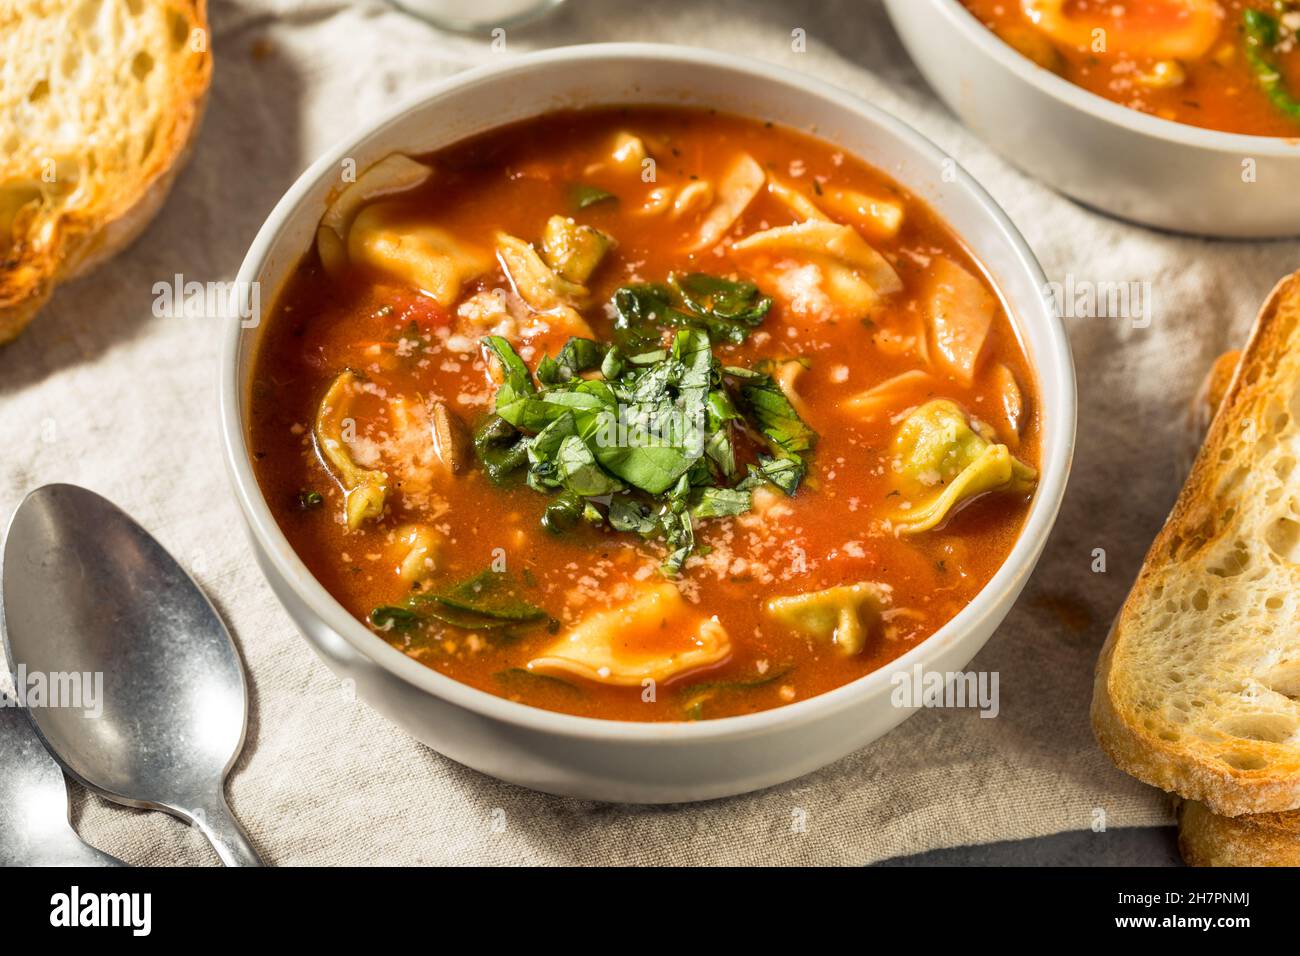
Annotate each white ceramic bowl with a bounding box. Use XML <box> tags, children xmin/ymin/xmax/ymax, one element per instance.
<box><xmin>219</xmin><ymin>43</ymin><xmax>1076</xmax><ymax>803</ymax></box>
<box><xmin>884</xmin><ymin>0</ymin><xmax>1300</xmax><ymax>238</ymax></box>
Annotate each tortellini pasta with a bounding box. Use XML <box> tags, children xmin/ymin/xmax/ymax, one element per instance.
<box><xmin>609</xmin><ymin>131</ymin><xmax>648</xmax><ymax>174</ymax></box>
<box><xmin>314</xmin><ymin>370</ymin><xmax>388</xmax><ymax>530</ymax></box>
<box><xmin>391</xmin><ymin>523</ymin><xmax>441</xmax><ymax>586</ymax></box>
<box><xmin>766</xmin><ymin>175</ymin><xmax>828</xmax><ymax>223</ymax></box>
<box><xmin>843</xmin><ymin>369</ymin><xmax>938</xmax><ymax>421</ymax></box>
<box><xmin>818</xmin><ymin>186</ymin><xmax>904</xmax><ymax>241</ymax></box>
<box><xmin>350</xmin><ymin>202</ymin><xmax>491</xmax><ymax>307</ymax></box>
<box><xmin>766</xmin><ymin>582</ymin><xmax>889</xmax><ymax>656</ymax></box>
<box><xmin>890</xmin><ymin>399</ymin><xmax>1036</xmax><ymax>534</ymax></box>
<box><xmin>1021</xmin><ymin>0</ymin><xmax>1221</xmax><ymax>60</ymax></box>
<box><xmin>316</xmin><ymin>153</ymin><xmax>433</xmax><ymax>277</ymax></box>
<box><xmin>732</xmin><ymin>220</ymin><xmax>902</xmax><ymax>320</ymax></box>
<box><xmin>496</xmin><ymin>234</ymin><xmax>590</xmax><ymax>308</ymax></box>
<box><xmin>686</xmin><ymin>152</ymin><xmax>765</xmax><ymax>250</ymax></box>
<box><xmin>495</xmin><ymin>232</ymin><xmax>595</xmax><ymax>337</ymax></box>
<box><xmin>527</xmin><ymin>583</ymin><xmax>731</xmax><ymax>686</ymax></box>
<box><xmin>925</xmin><ymin>257</ymin><xmax>995</xmax><ymax>386</ymax></box>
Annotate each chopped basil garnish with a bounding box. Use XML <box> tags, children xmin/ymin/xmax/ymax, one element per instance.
<box><xmin>478</xmin><ymin>283</ymin><xmax>816</xmax><ymax>575</ymax></box>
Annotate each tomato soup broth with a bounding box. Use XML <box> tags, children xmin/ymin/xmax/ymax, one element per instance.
<box><xmin>249</xmin><ymin>108</ymin><xmax>1041</xmax><ymax>721</ymax></box>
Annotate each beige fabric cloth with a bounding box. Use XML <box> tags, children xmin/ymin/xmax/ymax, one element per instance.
<box><xmin>3</xmin><ymin>0</ymin><xmax>1296</xmax><ymax>866</ymax></box>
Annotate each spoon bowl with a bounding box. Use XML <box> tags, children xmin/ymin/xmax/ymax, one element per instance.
<box><xmin>1</xmin><ymin>484</ymin><xmax>262</xmax><ymax>866</ymax></box>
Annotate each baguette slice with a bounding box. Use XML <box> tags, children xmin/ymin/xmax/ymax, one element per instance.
<box><xmin>0</xmin><ymin>0</ymin><xmax>212</xmax><ymax>344</ymax></box>
<box><xmin>1178</xmin><ymin>801</ymin><xmax>1300</xmax><ymax>867</ymax></box>
<box><xmin>1093</xmin><ymin>270</ymin><xmax>1300</xmax><ymax>817</ymax></box>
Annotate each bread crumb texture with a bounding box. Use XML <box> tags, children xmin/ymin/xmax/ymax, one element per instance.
<box><xmin>1094</xmin><ymin>271</ymin><xmax>1300</xmax><ymax>816</ymax></box>
<box><xmin>0</xmin><ymin>0</ymin><xmax>211</xmax><ymax>343</ymax></box>
<box><xmin>1177</xmin><ymin>800</ymin><xmax>1300</xmax><ymax>867</ymax></box>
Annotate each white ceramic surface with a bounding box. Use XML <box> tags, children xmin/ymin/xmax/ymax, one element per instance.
<box><xmin>219</xmin><ymin>43</ymin><xmax>1076</xmax><ymax>803</ymax></box>
<box><xmin>884</xmin><ymin>0</ymin><xmax>1300</xmax><ymax>238</ymax></box>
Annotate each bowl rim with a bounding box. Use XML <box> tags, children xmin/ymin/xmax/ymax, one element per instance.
<box><xmin>219</xmin><ymin>41</ymin><xmax>1077</xmax><ymax>744</ymax></box>
<box><xmin>924</xmin><ymin>0</ymin><xmax>1300</xmax><ymax>154</ymax></box>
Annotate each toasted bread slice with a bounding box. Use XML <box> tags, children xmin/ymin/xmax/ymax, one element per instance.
<box><xmin>1178</xmin><ymin>801</ymin><xmax>1300</xmax><ymax>866</ymax></box>
<box><xmin>1093</xmin><ymin>270</ymin><xmax>1300</xmax><ymax>817</ymax></box>
<box><xmin>0</xmin><ymin>0</ymin><xmax>211</xmax><ymax>344</ymax></box>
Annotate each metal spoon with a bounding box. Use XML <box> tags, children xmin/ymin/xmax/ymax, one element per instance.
<box><xmin>1</xmin><ymin>484</ymin><xmax>263</xmax><ymax>866</ymax></box>
<box><xmin>0</xmin><ymin>690</ymin><xmax>125</xmax><ymax>866</ymax></box>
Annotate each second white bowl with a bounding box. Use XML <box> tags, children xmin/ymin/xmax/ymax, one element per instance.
<box><xmin>885</xmin><ymin>0</ymin><xmax>1300</xmax><ymax>238</ymax></box>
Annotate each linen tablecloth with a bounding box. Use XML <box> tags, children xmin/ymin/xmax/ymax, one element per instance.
<box><xmin>3</xmin><ymin>0</ymin><xmax>1295</xmax><ymax>865</ymax></box>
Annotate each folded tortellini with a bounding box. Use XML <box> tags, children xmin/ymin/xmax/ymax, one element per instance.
<box><xmin>350</xmin><ymin>204</ymin><xmax>491</xmax><ymax>307</ymax></box>
<box><xmin>890</xmin><ymin>399</ymin><xmax>1036</xmax><ymax>535</ymax></box>
<box><xmin>314</xmin><ymin>152</ymin><xmax>492</xmax><ymax>307</ymax></box>
<box><xmin>686</xmin><ymin>152</ymin><xmax>765</xmax><ymax>251</ymax></box>
<box><xmin>732</xmin><ymin>220</ymin><xmax>902</xmax><ymax>320</ymax></box>
<box><xmin>314</xmin><ymin>370</ymin><xmax>388</xmax><ymax>530</ymax></box>
<box><xmin>527</xmin><ymin>583</ymin><xmax>730</xmax><ymax>686</ymax></box>
<box><xmin>766</xmin><ymin>582</ymin><xmax>888</xmax><ymax>656</ymax></box>
<box><xmin>316</xmin><ymin>153</ymin><xmax>434</xmax><ymax>276</ymax></box>
<box><xmin>1021</xmin><ymin>0</ymin><xmax>1221</xmax><ymax>60</ymax></box>
<box><xmin>390</xmin><ymin>523</ymin><xmax>441</xmax><ymax>586</ymax></box>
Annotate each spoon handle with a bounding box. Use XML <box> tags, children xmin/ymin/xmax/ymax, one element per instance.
<box><xmin>190</xmin><ymin>791</ymin><xmax>264</xmax><ymax>867</ymax></box>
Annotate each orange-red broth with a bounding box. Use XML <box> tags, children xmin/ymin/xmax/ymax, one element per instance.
<box><xmin>961</xmin><ymin>0</ymin><xmax>1300</xmax><ymax>138</ymax></box>
<box><xmin>249</xmin><ymin>108</ymin><xmax>1040</xmax><ymax>722</ymax></box>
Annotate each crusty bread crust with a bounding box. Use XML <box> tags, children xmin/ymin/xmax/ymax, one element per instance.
<box><xmin>1178</xmin><ymin>800</ymin><xmax>1300</xmax><ymax>867</ymax></box>
<box><xmin>0</xmin><ymin>0</ymin><xmax>212</xmax><ymax>344</ymax></box>
<box><xmin>1093</xmin><ymin>270</ymin><xmax>1300</xmax><ymax>817</ymax></box>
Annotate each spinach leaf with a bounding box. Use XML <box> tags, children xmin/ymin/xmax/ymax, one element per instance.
<box><xmin>671</xmin><ymin>272</ymin><xmax>772</xmax><ymax>324</ymax></box>
<box><xmin>473</xmin><ymin>415</ymin><xmax>531</xmax><ymax>482</ymax></box>
<box><xmin>494</xmin><ymin>668</ymin><xmax>584</xmax><ymax>696</ymax></box>
<box><xmin>369</xmin><ymin>605</ymin><xmax>422</xmax><ymax>631</ymax></box>
<box><xmin>371</xmin><ymin>569</ymin><xmax>552</xmax><ymax>637</ymax></box>
<box><xmin>611</xmin><ymin>273</ymin><xmax>771</xmax><ymax>346</ymax></box>
<box><xmin>588</xmin><ymin>423</ymin><xmax>696</xmax><ymax>495</ymax></box>
<box><xmin>431</xmin><ymin>569</ymin><xmax>549</xmax><ymax>621</ymax></box>
<box><xmin>570</xmin><ymin>183</ymin><xmax>617</xmax><ymax>210</ymax></box>
<box><xmin>542</xmin><ymin>490</ymin><xmax>604</xmax><ymax>534</ymax></box>
<box><xmin>657</xmin><ymin>474</ymin><xmax>697</xmax><ymax>576</ymax></box>
<box><xmin>679</xmin><ymin>667</ymin><xmax>793</xmax><ymax>720</ymax></box>
<box><xmin>484</xmin><ymin>335</ymin><xmax>534</xmax><ymax>397</ymax></box>
<box><xmin>659</xmin><ymin>508</ymin><xmax>695</xmax><ymax>576</ymax></box>
<box><xmin>611</xmin><ymin>283</ymin><xmax>694</xmax><ymax>346</ymax></box>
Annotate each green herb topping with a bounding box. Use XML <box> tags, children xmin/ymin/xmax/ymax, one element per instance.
<box><xmin>370</xmin><ymin>569</ymin><xmax>553</xmax><ymax>637</ymax></box>
<box><xmin>472</xmin><ymin>278</ymin><xmax>816</xmax><ymax>576</ymax></box>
